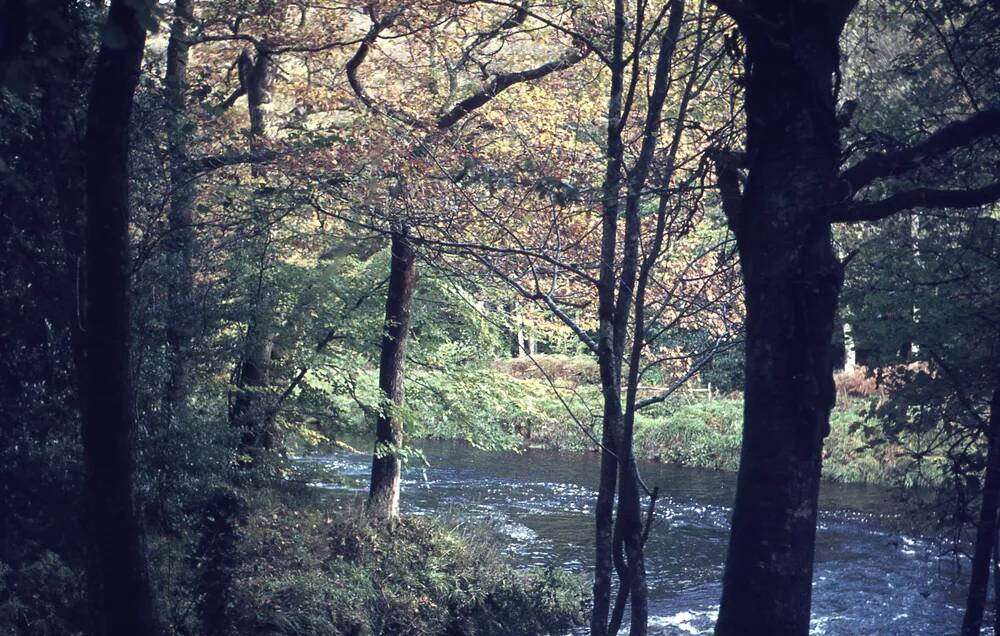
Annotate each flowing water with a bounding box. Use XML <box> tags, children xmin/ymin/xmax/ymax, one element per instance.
<box><xmin>294</xmin><ymin>441</ymin><xmax>970</xmax><ymax>635</ymax></box>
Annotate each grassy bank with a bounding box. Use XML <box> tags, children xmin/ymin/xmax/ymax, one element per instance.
<box><xmin>3</xmin><ymin>485</ymin><xmax>586</xmax><ymax>636</ymax></box>
<box><xmin>471</xmin><ymin>396</ymin><xmax>906</xmax><ymax>486</ymax></box>
<box><xmin>230</xmin><ymin>499</ymin><xmax>587</xmax><ymax>635</ymax></box>
<box><xmin>630</xmin><ymin>399</ymin><xmax>909</xmax><ymax>485</ymax></box>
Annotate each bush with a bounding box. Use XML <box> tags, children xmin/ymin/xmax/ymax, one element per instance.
<box><xmin>633</xmin><ymin>400</ymin><xmax>744</xmax><ymax>471</ymax></box>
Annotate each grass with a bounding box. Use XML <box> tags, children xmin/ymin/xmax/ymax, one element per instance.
<box><xmin>230</xmin><ymin>493</ymin><xmax>588</xmax><ymax>636</ymax></box>
<box><xmin>629</xmin><ymin>398</ymin><xmax>911</xmax><ymax>485</ymax></box>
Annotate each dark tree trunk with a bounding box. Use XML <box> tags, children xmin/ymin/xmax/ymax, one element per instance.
<box><xmin>368</xmin><ymin>230</ymin><xmax>417</xmax><ymax>519</ymax></box>
<box><xmin>591</xmin><ymin>401</ymin><xmax>619</xmax><ymax>636</ymax></box>
<box><xmin>715</xmin><ymin>6</ymin><xmax>848</xmax><ymax>635</ymax></box>
<box><xmin>963</xmin><ymin>388</ymin><xmax>1000</xmax><ymax>636</ymax></box>
<box><xmin>80</xmin><ymin>1</ymin><xmax>160</xmax><ymax>634</ymax></box>
<box><xmin>590</xmin><ymin>4</ymin><xmax>626</xmax><ymax>630</ymax></box>
<box><xmin>993</xmin><ymin>525</ymin><xmax>1000</xmax><ymax>636</ymax></box>
<box><xmin>591</xmin><ymin>4</ymin><xmax>683</xmax><ymax>632</ymax></box>
<box><xmin>163</xmin><ymin>0</ymin><xmax>196</xmax><ymax>427</ymax></box>
<box><xmin>230</xmin><ymin>47</ymin><xmax>278</xmax><ymax>455</ymax></box>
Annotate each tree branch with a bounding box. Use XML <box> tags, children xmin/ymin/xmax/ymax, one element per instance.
<box><xmin>710</xmin><ymin>147</ymin><xmax>744</xmax><ymax>231</ymax></box>
<box><xmin>344</xmin><ymin>6</ymin><xmax>423</xmax><ymax>127</ymax></box>
<box><xmin>833</xmin><ymin>181</ymin><xmax>1000</xmax><ymax>224</ymax></box>
<box><xmin>191</xmin><ymin>133</ymin><xmax>346</xmax><ymax>175</ymax></box>
<box><xmin>840</xmin><ymin>108</ymin><xmax>1000</xmax><ymax>195</ymax></box>
<box><xmin>634</xmin><ymin>337</ymin><xmax>735</xmax><ymax>410</ymax></box>
<box><xmin>435</xmin><ymin>46</ymin><xmax>587</xmax><ymax>129</ymax></box>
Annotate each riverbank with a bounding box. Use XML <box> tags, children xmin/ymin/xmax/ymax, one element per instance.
<box><xmin>534</xmin><ymin>397</ymin><xmax>907</xmax><ymax>485</ymax></box>
<box><xmin>435</xmin><ymin>397</ymin><xmax>908</xmax><ymax>486</ymax></box>
<box><xmin>314</xmin><ymin>355</ymin><xmax>918</xmax><ymax>487</ymax></box>
<box><xmin>148</xmin><ymin>485</ymin><xmax>588</xmax><ymax>635</ymax></box>
<box><xmin>396</xmin><ymin>357</ymin><xmax>916</xmax><ymax>486</ymax></box>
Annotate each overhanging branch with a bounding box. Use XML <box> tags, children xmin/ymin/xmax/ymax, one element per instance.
<box><xmin>833</xmin><ymin>181</ymin><xmax>1000</xmax><ymax>224</ymax></box>
<box><xmin>840</xmin><ymin>108</ymin><xmax>1000</xmax><ymax>195</ymax></box>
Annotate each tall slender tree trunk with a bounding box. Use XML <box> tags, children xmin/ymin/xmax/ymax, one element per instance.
<box><xmin>590</xmin><ymin>4</ymin><xmax>626</xmax><ymax>630</ymax></box>
<box><xmin>81</xmin><ymin>1</ymin><xmax>160</xmax><ymax>634</ymax></box>
<box><xmin>591</xmin><ymin>399</ymin><xmax>620</xmax><ymax>636</ymax></box>
<box><xmin>164</xmin><ymin>0</ymin><xmax>196</xmax><ymax>427</ymax></box>
<box><xmin>368</xmin><ymin>230</ymin><xmax>417</xmax><ymax>520</ymax></box>
<box><xmin>715</xmin><ymin>7</ymin><xmax>847</xmax><ymax>635</ymax></box>
<box><xmin>963</xmin><ymin>388</ymin><xmax>1000</xmax><ymax>636</ymax></box>
<box><xmin>230</xmin><ymin>47</ymin><xmax>278</xmax><ymax>455</ymax></box>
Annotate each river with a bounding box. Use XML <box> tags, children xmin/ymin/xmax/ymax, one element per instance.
<box><xmin>294</xmin><ymin>440</ymin><xmax>971</xmax><ymax>635</ymax></box>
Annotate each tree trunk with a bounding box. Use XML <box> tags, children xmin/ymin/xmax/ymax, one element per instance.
<box><xmin>591</xmin><ymin>399</ymin><xmax>619</xmax><ymax>636</ymax></box>
<box><xmin>368</xmin><ymin>230</ymin><xmax>417</xmax><ymax>519</ymax></box>
<box><xmin>591</xmin><ymin>4</ymin><xmax>625</xmax><ymax>630</ymax></box>
<box><xmin>81</xmin><ymin>1</ymin><xmax>161</xmax><ymax>634</ymax></box>
<box><xmin>230</xmin><ymin>47</ymin><xmax>278</xmax><ymax>455</ymax></box>
<box><xmin>510</xmin><ymin>306</ymin><xmax>526</xmax><ymax>357</ymax></box>
<box><xmin>231</xmin><ymin>288</ymin><xmax>276</xmax><ymax>452</ymax></box>
<box><xmin>993</xmin><ymin>523</ymin><xmax>1000</xmax><ymax>636</ymax></box>
<box><xmin>715</xmin><ymin>8</ymin><xmax>846</xmax><ymax>635</ymax></box>
<box><xmin>963</xmin><ymin>388</ymin><xmax>1000</xmax><ymax>636</ymax></box>
<box><xmin>163</xmin><ymin>0</ymin><xmax>196</xmax><ymax>427</ymax></box>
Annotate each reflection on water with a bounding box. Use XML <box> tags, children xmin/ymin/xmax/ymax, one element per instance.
<box><xmin>294</xmin><ymin>440</ymin><xmax>968</xmax><ymax>635</ymax></box>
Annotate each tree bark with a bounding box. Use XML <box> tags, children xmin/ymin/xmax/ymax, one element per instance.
<box><xmin>164</xmin><ymin>0</ymin><xmax>196</xmax><ymax>427</ymax></box>
<box><xmin>230</xmin><ymin>46</ymin><xmax>278</xmax><ymax>455</ymax></box>
<box><xmin>714</xmin><ymin>5</ymin><xmax>847</xmax><ymax>635</ymax></box>
<box><xmin>963</xmin><ymin>388</ymin><xmax>1000</xmax><ymax>636</ymax></box>
<box><xmin>590</xmin><ymin>3</ymin><xmax>626</xmax><ymax>631</ymax></box>
<box><xmin>368</xmin><ymin>230</ymin><xmax>417</xmax><ymax>520</ymax></box>
<box><xmin>710</xmin><ymin>1</ymin><xmax>1000</xmax><ymax>632</ymax></box>
<box><xmin>81</xmin><ymin>1</ymin><xmax>161</xmax><ymax>634</ymax></box>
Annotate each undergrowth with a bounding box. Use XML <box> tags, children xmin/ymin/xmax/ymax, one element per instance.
<box><xmin>233</xmin><ymin>497</ymin><xmax>587</xmax><ymax>636</ymax></box>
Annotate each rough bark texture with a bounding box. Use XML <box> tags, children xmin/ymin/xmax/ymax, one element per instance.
<box><xmin>368</xmin><ymin>230</ymin><xmax>417</xmax><ymax>519</ymax></box>
<box><xmin>81</xmin><ymin>1</ymin><xmax>161</xmax><ymax>634</ymax></box>
<box><xmin>164</xmin><ymin>0</ymin><xmax>196</xmax><ymax>427</ymax></box>
<box><xmin>963</xmin><ymin>388</ymin><xmax>1000</xmax><ymax>636</ymax></box>
<box><xmin>714</xmin><ymin>4</ymin><xmax>848</xmax><ymax>634</ymax></box>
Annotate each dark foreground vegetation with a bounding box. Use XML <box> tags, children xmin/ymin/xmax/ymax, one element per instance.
<box><xmin>2</xmin><ymin>0</ymin><xmax>1000</xmax><ymax>635</ymax></box>
<box><xmin>3</xmin><ymin>480</ymin><xmax>587</xmax><ymax>635</ymax></box>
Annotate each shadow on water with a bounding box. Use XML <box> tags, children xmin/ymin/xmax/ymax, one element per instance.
<box><xmin>294</xmin><ymin>440</ymin><xmax>970</xmax><ymax>635</ymax></box>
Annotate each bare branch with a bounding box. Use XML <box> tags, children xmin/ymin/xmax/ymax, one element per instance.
<box><xmin>435</xmin><ymin>46</ymin><xmax>588</xmax><ymax>129</ymax></box>
<box><xmin>833</xmin><ymin>181</ymin><xmax>1000</xmax><ymax>224</ymax></box>
<box><xmin>635</xmin><ymin>337</ymin><xmax>736</xmax><ymax>410</ymax></box>
<box><xmin>840</xmin><ymin>108</ymin><xmax>1000</xmax><ymax>195</ymax></box>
